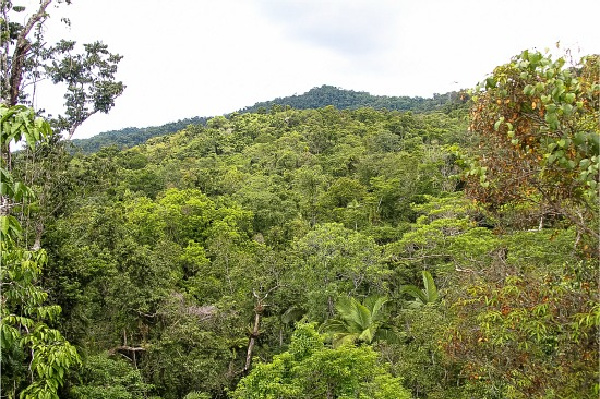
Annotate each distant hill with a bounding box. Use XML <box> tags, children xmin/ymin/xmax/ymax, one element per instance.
<box><xmin>239</xmin><ymin>85</ymin><xmax>460</xmax><ymax>114</ymax></box>
<box><xmin>70</xmin><ymin>116</ymin><xmax>210</xmax><ymax>154</ymax></box>
<box><xmin>71</xmin><ymin>85</ymin><xmax>464</xmax><ymax>153</ymax></box>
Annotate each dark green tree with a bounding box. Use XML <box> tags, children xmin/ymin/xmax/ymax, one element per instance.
<box><xmin>1</xmin><ymin>104</ymin><xmax>81</xmax><ymax>399</ymax></box>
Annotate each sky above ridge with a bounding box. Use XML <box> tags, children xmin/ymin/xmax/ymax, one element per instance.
<box><xmin>21</xmin><ymin>0</ymin><xmax>600</xmax><ymax>139</ymax></box>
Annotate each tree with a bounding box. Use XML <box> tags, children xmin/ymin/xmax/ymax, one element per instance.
<box><xmin>442</xmin><ymin>48</ymin><xmax>600</xmax><ymax>398</ymax></box>
<box><xmin>231</xmin><ymin>323</ymin><xmax>411</xmax><ymax>399</ymax></box>
<box><xmin>1</xmin><ymin>0</ymin><xmax>124</xmax><ymax>138</ymax></box>
<box><xmin>1</xmin><ymin>104</ymin><xmax>81</xmax><ymax>399</ymax></box>
<box><xmin>70</xmin><ymin>353</ymin><xmax>156</xmax><ymax>399</ymax></box>
<box><xmin>1</xmin><ymin>4</ymin><xmax>125</xmax><ymax>387</ymax></box>
<box><xmin>1</xmin><ymin>0</ymin><xmax>125</xmax><ymax>252</ymax></box>
<box><xmin>466</xmin><ymin>48</ymin><xmax>599</xmax><ymax>241</ymax></box>
<box><xmin>290</xmin><ymin>223</ymin><xmax>388</xmax><ymax>320</ymax></box>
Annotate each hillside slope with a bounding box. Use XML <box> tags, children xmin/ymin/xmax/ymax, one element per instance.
<box><xmin>71</xmin><ymin>85</ymin><xmax>464</xmax><ymax>153</ymax></box>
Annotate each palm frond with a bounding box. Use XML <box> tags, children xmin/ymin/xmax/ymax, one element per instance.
<box><xmin>368</xmin><ymin>295</ymin><xmax>388</xmax><ymax>322</ymax></box>
<box><xmin>422</xmin><ymin>271</ymin><xmax>438</xmax><ymax>303</ymax></box>
<box><xmin>402</xmin><ymin>285</ymin><xmax>427</xmax><ymax>304</ymax></box>
<box><xmin>281</xmin><ymin>306</ymin><xmax>305</xmax><ymax>324</ymax></box>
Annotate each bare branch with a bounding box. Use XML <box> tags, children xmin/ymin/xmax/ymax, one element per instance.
<box><xmin>67</xmin><ymin>109</ymin><xmax>97</xmax><ymax>139</ymax></box>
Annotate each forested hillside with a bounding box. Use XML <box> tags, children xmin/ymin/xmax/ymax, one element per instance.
<box><xmin>2</xmin><ymin>3</ymin><xmax>598</xmax><ymax>397</ymax></box>
<box><xmin>71</xmin><ymin>116</ymin><xmax>210</xmax><ymax>154</ymax></box>
<box><xmin>71</xmin><ymin>85</ymin><xmax>463</xmax><ymax>153</ymax></box>
<box><xmin>239</xmin><ymin>85</ymin><xmax>461</xmax><ymax>114</ymax></box>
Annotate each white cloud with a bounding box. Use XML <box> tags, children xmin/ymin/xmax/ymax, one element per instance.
<box><xmin>255</xmin><ymin>0</ymin><xmax>402</xmax><ymax>56</ymax></box>
<box><xmin>19</xmin><ymin>0</ymin><xmax>600</xmax><ymax>139</ymax></box>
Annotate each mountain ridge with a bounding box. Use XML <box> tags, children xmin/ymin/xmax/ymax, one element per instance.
<box><xmin>71</xmin><ymin>84</ymin><xmax>464</xmax><ymax>153</ymax></box>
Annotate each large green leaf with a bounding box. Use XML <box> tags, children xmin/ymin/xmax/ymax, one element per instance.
<box><xmin>364</xmin><ymin>295</ymin><xmax>388</xmax><ymax>323</ymax></box>
<box><xmin>403</xmin><ymin>271</ymin><xmax>438</xmax><ymax>305</ymax></box>
<box><xmin>422</xmin><ymin>271</ymin><xmax>438</xmax><ymax>303</ymax></box>
<box><xmin>355</xmin><ymin>302</ymin><xmax>372</xmax><ymax>331</ymax></box>
<box><xmin>403</xmin><ymin>285</ymin><xmax>427</xmax><ymax>304</ymax></box>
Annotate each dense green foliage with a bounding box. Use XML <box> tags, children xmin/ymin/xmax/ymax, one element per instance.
<box><xmin>1</xmin><ymin>2</ymin><xmax>121</xmax><ymax>397</ymax></box>
<box><xmin>71</xmin><ymin>116</ymin><xmax>209</xmax><ymax>154</ymax></box>
<box><xmin>33</xmin><ymin>104</ymin><xmax>472</xmax><ymax>398</ymax></box>
<box><xmin>240</xmin><ymin>85</ymin><xmax>463</xmax><ymax>114</ymax></box>
<box><xmin>71</xmin><ymin>85</ymin><xmax>465</xmax><ymax>154</ymax></box>
<box><xmin>231</xmin><ymin>323</ymin><xmax>410</xmax><ymax>399</ymax></box>
<box><xmin>4</xmin><ymin>42</ymin><xmax>598</xmax><ymax>399</ymax></box>
<box><xmin>1</xmin><ymin>105</ymin><xmax>81</xmax><ymax>399</ymax></box>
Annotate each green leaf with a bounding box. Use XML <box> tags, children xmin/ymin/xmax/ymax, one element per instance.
<box><xmin>403</xmin><ymin>285</ymin><xmax>427</xmax><ymax>304</ymax></box>
<box><xmin>564</xmin><ymin>92</ymin><xmax>576</xmax><ymax>103</ymax></box>
<box><xmin>579</xmin><ymin>159</ymin><xmax>590</xmax><ymax>169</ymax></box>
<box><xmin>422</xmin><ymin>271</ymin><xmax>438</xmax><ymax>303</ymax></box>
<box><xmin>363</xmin><ymin>296</ymin><xmax>387</xmax><ymax>322</ymax></box>
<box><xmin>561</xmin><ymin>103</ymin><xmax>574</xmax><ymax>115</ymax></box>
<box><xmin>536</xmin><ymin>82</ymin><xmax>545</xmax><ymax>92</ymax></box>
<box><xmin>573</xmin><ymin>131</ymin><xmax>587</xmax><ymax>145</ymax></box>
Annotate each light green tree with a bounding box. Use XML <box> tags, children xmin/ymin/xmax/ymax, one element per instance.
<box><xmin>231</xmin><ymin>323</ymin><xmax>410</xmax><ymax>399</ymax></box>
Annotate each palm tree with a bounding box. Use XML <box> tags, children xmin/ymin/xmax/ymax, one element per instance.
<box><xmin>403</xmin><ymin>270</ymin><xmax>438</xmax><ymax>307</ymax></box>
<box><xmin>321</xmin><ymin>295</ymin><xmax>401</xmax><ymax>347</ymax></box>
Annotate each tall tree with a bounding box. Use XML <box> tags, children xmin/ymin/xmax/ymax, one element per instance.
<box><xmin>446</xmin><ymin>48</ymin><xmax>600</xmax><ymax>398</ymax></box>
<box><xmin>1</xmin><ymin>104</ymin><xmax>81</xmax><ymax>399</ymax></box>
<box><xmin>0</xmin><ymin>0</ymin><xmax>124</xmax><ymax>139</ymax></box>
<box><xmin>466</xmin><ymin>48</ymin><xmax>599</xmax><ymax>241</ymax></box>
<box><xmin>1</xmin><ymin>0</ymin><xmax>125</xmax><ymax>248</ymax></box>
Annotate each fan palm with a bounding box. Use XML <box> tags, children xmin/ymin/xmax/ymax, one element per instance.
<box><xmin>403</xmin><ymin>270</ymin><xmax>438</xmax><ymax>307</ymax></box>
<box><xmin>321</xmin><ymin>295</ymin><xmax>400</xmax><ymax>347</ymax></box>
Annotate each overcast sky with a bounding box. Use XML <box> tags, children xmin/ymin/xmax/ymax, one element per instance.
<box><xmin>26</xmin><ymin>0</ymin><xmax>600</xmax><ymax>139</ymax></box>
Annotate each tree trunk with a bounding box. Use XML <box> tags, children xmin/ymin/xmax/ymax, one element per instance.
<box><xmin>243</xmin><ymin>287</ymin><xmax>277</xmax><ymax>374</ymax></box>
<box><xmin>3</xmin><ymin>0</ymin><xmax>52</xmax><ymax>106</ymax></box>
<box><xmin>327</xmin><ymin>295</ymin><xmax>335</xmax><ymax>317</ymax></box>
<box><xmin>244</xmin><ymin>310</ymin><xmax>261</xmax><ymax>373</ymax></box>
